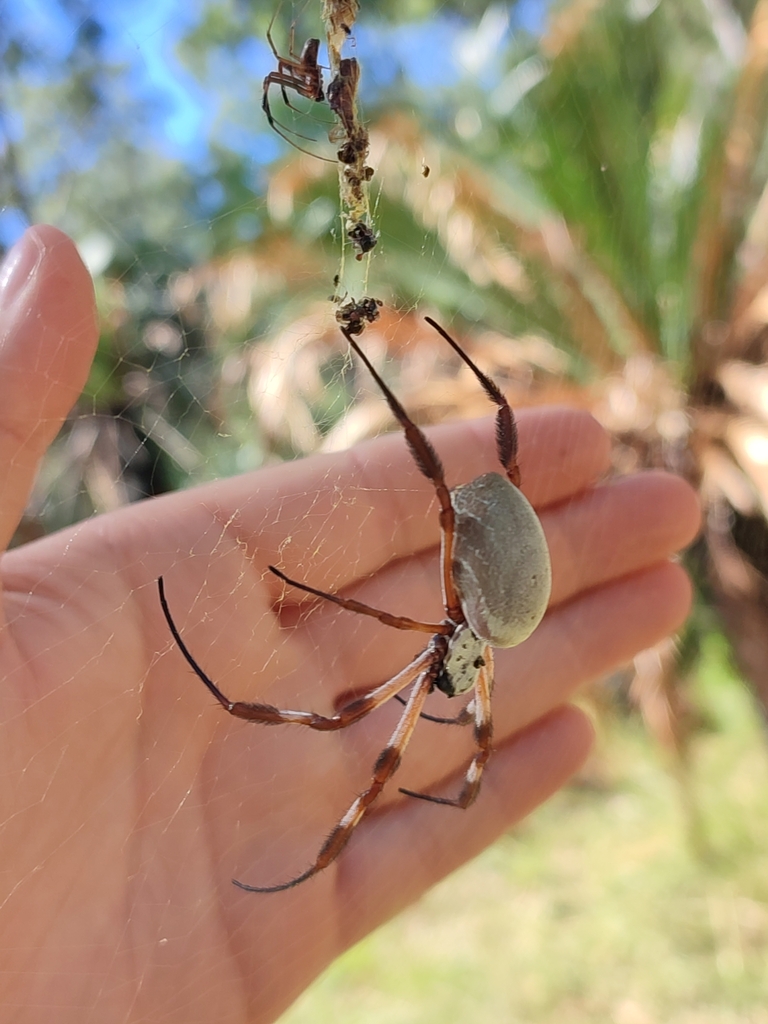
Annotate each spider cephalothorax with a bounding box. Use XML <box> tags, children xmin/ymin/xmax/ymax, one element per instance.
<box><xmin>158</xmin><ymin>317</ymin><xmax>551</xmax><ymax>891</ymax></box>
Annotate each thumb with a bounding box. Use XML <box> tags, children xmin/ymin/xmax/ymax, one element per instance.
<box><xmin>0</xmin><ymin>225</ymin><xmax>98</xmax><ymax>552</ymax></box>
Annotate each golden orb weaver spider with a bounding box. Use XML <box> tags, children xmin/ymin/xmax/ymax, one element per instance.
<box><xmin>157</xmin><ymin>318</ymin><xmax>552</xmax><ymax>892</ymax></box>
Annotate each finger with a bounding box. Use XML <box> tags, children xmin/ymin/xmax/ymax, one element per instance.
<box><xmin>545</xmin><ymin>470</ymin><xmax>700</xmax><ymax>606</ymax></box>
<box><xmin>0</xmin><ymin>226</ymin><xmax>98</xmax><ymax>554</ymax></box>
<box><xmin>184</xmin><ymin>407</ymin><xmax>610</xmax><ymax>598</ymax></box>
<box><xmin>492</xmin><ymin>562</ymin><xmax>692</xmax><ymax>734</ymax></box>
<box><xmin>335</xmin><ymin>704</ymin><xmax>593</xmax><ymax>946</ymax></box>
<box><xmin>292</xmin><ymin>472</ymin><xmax>699</xmax><ymax>689</ymax></box>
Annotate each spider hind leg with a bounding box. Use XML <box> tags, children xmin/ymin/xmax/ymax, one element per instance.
<box><xmin>399</xmin><ymin>655</ymin><xmax>493</xmax><ymax>809</ymax></box>
<box><xmin>158</xmin><ymin>575</ymin><xmax>434</xmax><ymax>731</ymax></box>
<box><xmin>232</xmin><ymin>653</ymin><xmax>440</xmax><ymax>892</ymax></box>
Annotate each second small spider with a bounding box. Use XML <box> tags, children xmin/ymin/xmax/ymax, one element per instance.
<box><xmin>262</xmin><ymin>15</ymin><xmax>332</xmax><ymax>161</ymax></box>
<box><xmin>158</xmin><ymin>318</ymin><xmax>552</xmax><ymax>892</ymax></box>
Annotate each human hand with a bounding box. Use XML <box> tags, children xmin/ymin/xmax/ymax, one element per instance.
<box><xmin>0</xmin><ymin>227</ymin><xmax>699</xmax><ymax>1023</ymax></box>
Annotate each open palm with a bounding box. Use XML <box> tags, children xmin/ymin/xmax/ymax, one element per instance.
<box><xmin>0</xmin><ymin>227</ymin><xmax>699</xmax><ymax>1023</ymax></box>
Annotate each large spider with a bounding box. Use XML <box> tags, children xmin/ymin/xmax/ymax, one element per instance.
<box><xmin>261</xmin><ymin>16</ymin><xmax>333</xmax><ymax>162</ymax></box>
<box><xmin>157</xmin><ymin>318</ymin><xmax>552</xmax><ymax>892</ymax></box>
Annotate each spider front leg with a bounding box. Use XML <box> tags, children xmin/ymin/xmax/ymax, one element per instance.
<box><xmin>424</xmin><ymin>317</ymin><xmax>521</xmax><ymax>487</ymax></box>
<box><xmin>233</xmin><ymin>645</ymin><xmax>444</xmax><ymax>892</ymax></box>
<box><xmin>400</xmin><ymin>647</ymin><xmax>494</xmax><ymax>808</ymax></box>
<box><xmin>341</xmin><ymin>327</ymin><xmax>464</xmax><ymax>623</ymax></box>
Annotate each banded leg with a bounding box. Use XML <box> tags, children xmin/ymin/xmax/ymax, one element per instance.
<box><xmin>423</xmin><ymin>317</ymin><xmax>521</xmax><ymax>488</ymax></box>
<box><xmin>341</xmin><ymin>326</ymin><xmax>463</xmax><ymax>622</ymax></box>
<box><xmin>233</xmin><ymin>651</ymin><xmax>440</xmax><ymax>892</ymax></box>
<box><xmin>158</xmin><ymin>575</ymin><xmax>433</xmax><ymax>730</ymax></box>
<box><xmin>400</xmin><ymin>647</ymin><xmax>494</xmax><ymax>808</ymax></box>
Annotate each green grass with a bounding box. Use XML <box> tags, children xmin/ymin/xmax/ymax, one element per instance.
<box><xmin>281</xmin><ymin>636</ymin><xmax>768</xmax><ymax>1023</ymax></box>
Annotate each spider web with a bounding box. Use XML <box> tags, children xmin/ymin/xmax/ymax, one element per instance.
<box><xmin>4</xmin><ymin>1</ymin><xmax>768</xmax><ymax>1022</ymax></box>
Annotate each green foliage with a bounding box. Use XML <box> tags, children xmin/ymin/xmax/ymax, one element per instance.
<box><xmin>451</xmin><ymin>0</ymin><xmax>761</xmax><ymax>367</ymax></box>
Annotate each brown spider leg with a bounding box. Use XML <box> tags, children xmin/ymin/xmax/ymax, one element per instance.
<box><xmin>262</xmin><ymin>92</ymin><xmax>336</xmax><ymax>162</ymax></box>
<box><xmin>265</xmin><ymin>5</ymin><xmax>285</xmax><ymax>60</ymax></box>
<box><xmin>265</xmin><ymin>6</ymin><xmax>313</xmax><ymax>65</ymax></box>
<box><xmin>268</xmin><ymin>563</ymin><xmax>452</xmax><ymax>724</ymax></box>
<box><xmin>400</xmin><ymin>647</ymin><xmax>494</xmax><ymax>808</ymax></box>
<box><xmin>158</xmin><ymin>575</ymin><xmax>437</xmax><ymax>731</ymax></box>
<box><xmin>341</xmin><ymin>327</ymin><xmax>463</xmax><ymax>623</ymax></box>
<box><xmin>264</xmin><ymin>16</ymin><xmax>318</xmax><ymax>121</ymax></box>
<box><xmin>262</xmin><ymin>78</ymin><xmax>336</xmax><ymax>162</ymax></box>
<box><xmin>424</xmin><ymin>317</ymin><xmax>521</xmax><ymax>488</ymax></box>
<box><xmin>289</xmin><ymin>39</ymin><xmax>326</xmax><ymax>101</ymax></box>
<box><xmin>266</xmin><ymin>5</ymin><xmax>326</xmax><ymax>109</ymax></box>
<box><xmin>269</xmin><ymin>565</ymin><xmax>449</xmax><ymax>635</ymax></box>
<box><xmin>265</xmin><ymin>20</ymin><xmax>324</xmax><ymax>134</ymax></box>
<box><xmin>233</xmin><ymin>645</ymin><xmax>442</xmax><ymax>892</ymax></box>
<box><xmin>393</xmin><ymin>691</ymin><xmax>475</xmax><ymax>726</ymax></box>
<box><xmin>267</xmin><ymin>54</ymin><xmax>325</xmax><ymax>123</ymax></box>
<box><xmin>262</xmin><ymin>18</ymin><xmax>335</xmax><ymax>164</ymax></box>
<box><xmin>267</xmin><ymin>70</ymin><xmax>319</xmax><ymax>127</ymax></box>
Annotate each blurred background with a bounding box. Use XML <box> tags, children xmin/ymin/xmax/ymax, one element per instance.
<box><xmin>4</xmin><ymin>0</ymin><xmax>768</xmax><ymax>1019</ymax></box>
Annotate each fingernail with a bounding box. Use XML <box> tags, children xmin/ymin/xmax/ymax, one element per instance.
<box><xmin>0</xmin><ymin>229</ymin><xmax>45</xmax><ymax>307</ymax></box>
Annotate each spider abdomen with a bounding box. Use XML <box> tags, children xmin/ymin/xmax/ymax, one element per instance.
<box><xmin>451</xmin><ymin>472</ymin><xmax>551</xmax><ymax>648</ymax></box>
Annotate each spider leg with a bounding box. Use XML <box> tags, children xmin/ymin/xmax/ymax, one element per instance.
<box><xmin>287</xmin><ymin>20</ymin><xmax>297</xmax><ymax>61</ymax></box>
<box><xmin>279</xmin><ymin>80</ymin><xmax>293</xmax><ymax>110</ymax></box>
<box><xmin>424</xmin><ymin>317</ymin><xmax>521</xmax><ymax>488</ymax></box>
<box><xmin>400</xmin><ymin>647</ymin><xmax>493</xmax><ymax>808</ymax></box>
<box><xmin>269</xmin><ymin>565</ymin><xmax>449</xmax><ymax>635</ymax></box>
<box><xmin>158</xmin><ymin>575</ymin><xmax>438</xmax><ymax>730</ymax></box>
<box><xmin>341</xmin><ymin>327</ymin><xmax>463</xmax><ymax>622</ymax></box>
<box><xmin>233</xmin><ymin>649</ymin><xmax>440</xmax><ymax>892</ymax></box>
<box><xmin>266</xmin><ymin>8</ymin><xmax>281</xmax><ymax>59</ymax></box>
<box><xmin>269</xmin><ymin>83</ymin><xmax>332</xmax><ymax>133</ymax></box>
<box><xmin>262</xmin><ymin>84</ymin><xmax>336</xmax><ymax>162</ymax></box>
<box><xmin>277</xmin><ymin>86</ymin><xmax>328</xmax><ymax>117</ymax></box>
<box><xmin>262</xmin><ymin>79</ymin><xmax>327</xmax><ymax>142</ymax></box>
<box><xmin>393</xmin><ymin>691</ymin><xmax>475</xmax><ymax>726</ymax></box>
<box><xmin>273</xmin><ymin>64</ymin><xmax>319</xmax><ymax>117</ymax></box>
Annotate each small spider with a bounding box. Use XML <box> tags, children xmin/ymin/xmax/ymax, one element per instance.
<box><xmin>261</xmin><ymin>14</ymin><xmax>333</xmax><ymax>162</ymax></box>
<box><xmin>158</xmin><ymin>318</ymin><xmax>552</xmax><ymax>892</ymax></box>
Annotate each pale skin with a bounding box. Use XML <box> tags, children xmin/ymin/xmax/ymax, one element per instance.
<box><xmin>0</xmin><ymin>226</ymin><xmax>700</xmax><ymax>1023</ymax></box>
